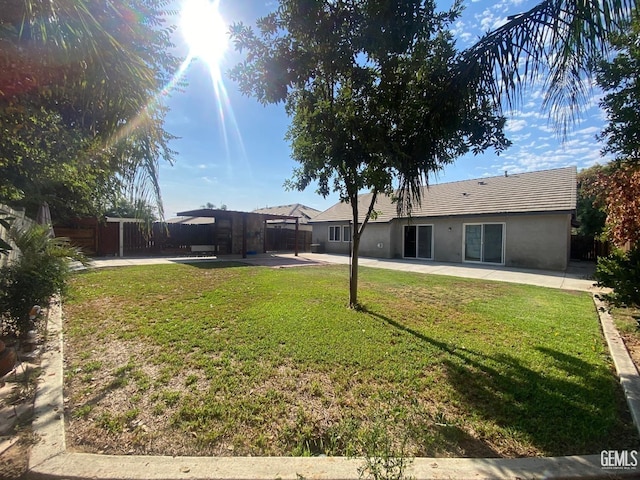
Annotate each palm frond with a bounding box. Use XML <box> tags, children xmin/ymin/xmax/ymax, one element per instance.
<box><xmin>460</xmin><ymin>0</ymin><xmax>635</xmax><ymax>136</ymax></box>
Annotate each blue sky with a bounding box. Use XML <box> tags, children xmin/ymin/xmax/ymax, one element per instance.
<box><xmin>159</xmin><ymin>0</ymin><xmax>610</xmax><ymax>217</ymax></box>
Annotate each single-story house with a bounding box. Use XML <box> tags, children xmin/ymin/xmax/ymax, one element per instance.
<box><xmin>252</xmin><ymin>204</ymin><xmax>320</xmax><ymax>252</ymax></box>
<box><xmin>309</xmin><ymin>166</ymin><xmax>577</xmax><ymax>271</ymax></box>
<box><xmin>252</xmin><ymin>203</ymin><xmax>321</xmax><ymax>232</ymax></box>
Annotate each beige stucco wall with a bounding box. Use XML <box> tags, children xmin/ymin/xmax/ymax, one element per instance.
<box><xmin>311</xmin><ymin>222</ymin><xmax>350</xmax><ymax>255</ymax></box>
<box><xmin>502</xmin><ymin>214</ymin><xmax>572</xmax><ymax>270</ymax></box>
<box><xmin>312</xmin><ymin>212</ymin><xmax>573</xmax><ymax>271</ymax></box>
<box><xmin>358</xmin><ymin>223</ymin><xmax>392</xmax><ymax>257</ymax></box>
<box><xmin>391</xmin><ymin>213</ymin><xmax>572</xmax><ymax>271</ymax></box>
<box><xmin>311</xmin><ymin>222</ymin><xmax>391</xmax><ymax>257</ymax></box>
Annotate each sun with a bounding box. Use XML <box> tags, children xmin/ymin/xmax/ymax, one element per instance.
<box><xmin>180</xmin><ymin>0</ymin><xmax>228</xmax><ymax>68</ymax></box>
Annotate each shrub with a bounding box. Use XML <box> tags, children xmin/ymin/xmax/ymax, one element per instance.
<box><xmin>0</xmin><ymin>224</ymin><xmax>87</xmax><ymax>336</ymax></box>
<box><xmin>594</xmin><ymin>246</ymin><xmax>640</xmax><ymax>308</ymax></box>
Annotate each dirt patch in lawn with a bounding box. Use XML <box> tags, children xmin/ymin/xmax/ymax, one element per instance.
<box><xmin>63</xmin><ymin>332</ymin><xmax>501</xmax><ymax>458</ymax></box>
<box><xmin>620</xmin><ymin>332</ymin><xmax>640</xmax><ymax>371</ymax></box>
<box><xmin>0</xmin><ymin>441</ymin><xmax>29</xmax><ymax>479</ymax></box>
<box><xmin>64</xmin><ymin>337</ymin><xmax>205</xmax><ymax>456</ymax></box>
<box><xmin>611</xmin><ymin>306</ymin><xmax>640</xmax><ymax>373</ymax></box>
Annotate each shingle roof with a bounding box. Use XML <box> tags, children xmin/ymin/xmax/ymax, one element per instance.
<box><xmin>310</xmin><ymin>167</ymin><xmax>577</xmax><ymax>223</ymax></box>
<box><xmin>252</xmin><ymin>203</ymin><xmax>321</xmax><ymax>223</ymax></box>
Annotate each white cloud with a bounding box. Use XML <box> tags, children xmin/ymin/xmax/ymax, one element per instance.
<box><xmin>537</xmin><ymin>124</ymin><xmax>556</xmax><ymax>134</ymax></box>
<box><xmin>506</xmin><ymin>119</ymin><xmax>527</xmax><ymax>132</ymax></box>
<box><xmin>509</xmin><ymin>132</ymin><xmax>532</xmax><ymax>143</ymax></box>
<box><xmin>572</xmin><ymin>125</ymin><xmax>600</xmax><ymax>137</ymax></box>
<box><xmin>513</xmin><ymin>110</ymin><xmax>545</xmax><ymax>120</ymax></box>
<box><xmin>451</xmin><ymin>20</ymin><xmax>465</xmax><ymax>36</ymax></box>
<box><xmin>458</xmin><ymin>31</ymin><xmax>473</xmax><ymax>43</ymax></box>
<box><xmin>484</xmin><ymin>130</ymin><xmax>611</xmax><ymax>178</ymax></box>
<box><xmin>477</xmin><ymin>8</ymin><xmax>509</xmax><ymax>31</ymax></box>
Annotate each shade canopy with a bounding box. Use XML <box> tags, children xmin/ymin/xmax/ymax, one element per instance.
<box><xmin>177</xmin><ymin>208</ymin><xmax>299</xmax><ymax>222</ymax></box>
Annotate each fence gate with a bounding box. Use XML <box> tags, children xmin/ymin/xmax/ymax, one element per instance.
<box><xmin>570</xmin><ymin>235</ymin><xmax>610</xmax><ymax>261</ymax></box>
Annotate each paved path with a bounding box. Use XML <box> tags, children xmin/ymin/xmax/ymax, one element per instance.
<box><xmin>87</xmin><ymin>252</ymin><xmax>599</xmax><ymax>292</ymax></box>
<box><xmin>297</xmin><ymin>253</ymin><xmax>598</xmax><ymax>291</ymax></box>
<box><xmin>21</xmin><ymin>253</ymin><xmax>640</xmax><ymax>479</ymax></box>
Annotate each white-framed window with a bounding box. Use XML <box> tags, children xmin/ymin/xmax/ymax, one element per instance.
<box><xmin>403</xmin><ymin>224</ymin><xmax>434</xmax><ymax>259</ymax></box>
<box><xmin>463</xmin><ymin>223</ymin><xmax>505</xmax><ymax>264</ymax></box>
<box><xmin>329</xmin><ymin>225</ymin><xmax>352</xmax><ymax>242</ymax></box>
<box><xmin>342</xmin><ymin>225</ymin><xmax>351</xmax><ymax>242</ymax></box>
<box><xmin>329</xmin><ymin>225</ymin><xmax>341</xmax><ymax>242</ymax></box>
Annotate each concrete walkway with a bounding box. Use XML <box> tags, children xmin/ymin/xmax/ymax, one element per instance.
<box><xmin>296</xmin><ymin>253</ymin><xmax>599</xmax><ymax>292</ymax></box>
<box><xmin>25</xmin><ymin>253</ymin><xmax>640</xmax><ymax>479</ymax></box>
<box><xmin>86</xmin><ymin>252</ymin><xmax>598</xmax><ymax>292</ymax></box>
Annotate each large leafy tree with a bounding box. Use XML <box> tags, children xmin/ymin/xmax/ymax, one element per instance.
<box><xmin>587</xmin><ymin>12</ymin><xmax>640</xmax><ymax>308</ymax></box>
<box><xmin>598</xmin><ymin>10</ymin><xmax>640</xmax><ymax>165</ymax></box>
<box><xmin>230</xmin><ymin>0</ymin><xmax>510</xmax><ymax>307</ymax></box>
<box><xmin>576</xmin><ymin>165</ymin><xmax>607</xmax><ymax>238</ymax></box>
<box><xmin>586</xmin><ymin>11</ymin><xmax>640</xmax><ymax>249</ymax></box>
<box><xmin>590</xmin><ymin>164</ymin><xmax>640</xmax><ymax>247</ymax></box>
<box><xmin>0</xmin><ymin>0</ymin><xmax>178</xmax><ymax>220</ymax></box>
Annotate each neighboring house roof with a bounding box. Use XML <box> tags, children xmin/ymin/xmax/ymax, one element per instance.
<box><xmin>166</xmin><ymin>216</ymin><xmax>216</xmax><ymax>225</ymax></box>
<box><xmin>252</xmin><ymin>203</ymin><xmax>321</xmax><ymax>224</ymax></box>
<box><xmin>310</xmin><ymin>167</ymin><xmax>577</xmax><ymax>223</ymax></box>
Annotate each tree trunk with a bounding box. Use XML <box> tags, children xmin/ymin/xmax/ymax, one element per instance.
<box><xmin>349</xmin><ymin>232</ymin><xmax>360</xmax><ymax>308</ymax></box>
<box><xmin>347</xmin><ymin>189</ymin><xmax>377</xmax><ymax>309</ymax></box>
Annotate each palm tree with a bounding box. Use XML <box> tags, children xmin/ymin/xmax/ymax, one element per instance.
<box><xmin>461</xmin><ymin>0</ymin><xmax>636</xmax><ymax>135</ymax></box>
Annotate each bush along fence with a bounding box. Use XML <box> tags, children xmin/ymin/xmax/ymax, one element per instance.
<box><xmin>0</xmin><ymin>205</ymin><xmax>87</xmax><ymax>338</ymax></box>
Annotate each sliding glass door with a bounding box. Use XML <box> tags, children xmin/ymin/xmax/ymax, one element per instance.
<box><xmin>464</xmin><ymin>223</ymin><xmax>504</xmax><ymax>264</ymax></box>
<box><xmin>404</xmin><ymin>225</ymin><xmax>433</xmax><ymax>259</ymax></box>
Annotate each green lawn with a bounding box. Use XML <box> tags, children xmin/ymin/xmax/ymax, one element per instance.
<box><xmin>62</xmin><ymin>262</ymin><xmax>639</xmax><ymax>458</ymax></box>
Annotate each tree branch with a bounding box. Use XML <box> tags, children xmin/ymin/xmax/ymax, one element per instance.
<box><xmin>359</xmin><ymin>188</ymin><xmax>378</xmax><ymax>237</ymax></box>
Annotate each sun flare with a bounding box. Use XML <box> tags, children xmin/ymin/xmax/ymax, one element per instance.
<box><xmin>180</xmin><ymin>0</ymin><xmax>228</xmax><ymax>68</ymax></box>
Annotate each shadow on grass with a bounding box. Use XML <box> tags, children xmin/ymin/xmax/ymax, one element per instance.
<box><xmin>176</xmin><ymin>256</ymin><xmax>327</xmax><ymax>270</ymax></box>
<box><xmin>364</xmin><ymin>308</ymin><xmax>639</xmax><ymax>456</ymax></box>
<box><xmin>68</xmin><ymin>363</ymin><xmax>139</xmax><ymax>426</ymax></box>
<box><xmin>172</xmin><ymin>260</ymin><xmax>249</xmax><ymax>270</ymax></box>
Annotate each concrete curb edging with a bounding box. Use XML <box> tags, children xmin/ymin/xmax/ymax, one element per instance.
<box><xmin>593</xmin><ymin>295</ymin><xmax>640</xmax><ymax>432</ymax></box>
<box><xmin>29</xmin><ymin>297</ymin><xmax>66</xmax><ymax>469</ymax></box>
<box><xmin>26</xmin><ymin>292</ymin><xmax>640</xmax><ymax>479</ymax></box>
<box><xmin>26</xmin><ymin>451</ymin><xmax>618</xmax><ymax>480</ymax></box>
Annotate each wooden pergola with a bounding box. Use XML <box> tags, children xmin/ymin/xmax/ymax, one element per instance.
<box><xmin>176</xmin><ymin>208</ymin><xmax>300</xmax><ymax>258</ymax></box>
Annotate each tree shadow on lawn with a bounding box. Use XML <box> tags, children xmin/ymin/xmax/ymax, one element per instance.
<box><xmin>365</xmin><ymin>309</ymin><xmax>639</xmax><ymax>456</ymax></box>
<box><xmin>175</xmin><ymin>261</ymin><xmax>249</xmax><ymax>270</ymax></box>
<box><xmin>177</xmin><ymin>258</ymin><xmax>323</xmax><ymax>269</ymax></box>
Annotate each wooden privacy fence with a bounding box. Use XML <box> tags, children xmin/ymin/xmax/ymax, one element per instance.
<box><xmin>121</xmin><ymin>222</ymin><xmax>219</xmax><ymax>256</ymax></box>
<box><xmin>570</xmin><ymin>235</ymin><xmax>610</xmax><ymax>261</ymax></box>
<box><xmin>265</xmin><ymin>228</ymin><xmax>311</xmax><ymax>253</ymax></box>
<box><xmin>56</xmin><ymin>218</ymin><xmax>311</xmax><ymax>257</ymax></box>
<box><xmin>54</xmin><ymin>218</ymin><xmax>116</xmax><ymax>256</ymax></box>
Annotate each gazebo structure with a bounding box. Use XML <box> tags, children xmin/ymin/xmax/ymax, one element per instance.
<box><xmin>176</xmin><ymin>208</ymin><xmax>300</xmax><ymax>258</ymax></box>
